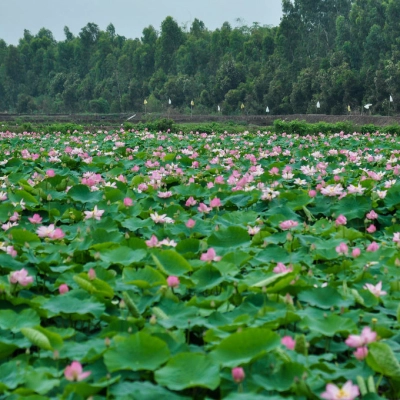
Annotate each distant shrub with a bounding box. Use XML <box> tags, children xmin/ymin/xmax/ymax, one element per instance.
<box><xmin>360</xmin><ymin>124</ymin><xmax>379</xmax><ymax>133</ymax></box>
<box><xmin>382</xmin><ymin>124</ymin><xmax>400</xmax><ymax>134</ymax></box>
<box><xmin>47</xmin><ymin>123</ymin><xmax>83</xmax><ymax>134</ymax></box>
<box><xmin>289</xmin><ymin>120</ymin><xmax>308</xmax><ymax>135</ymax></box>
<box><xmin>154</xmin><ymin>118</ymin><xmax>175</xmax><ymax>132</ymax></box>
<box><xmin>124</xmin><ymin>122</ymin><xmax>134</xmax><ymax>131</ymax></box>
<box><xmin>335</xmin><ymin>121</ymin><xmax>355</xmax><ymax>133</ymax></box>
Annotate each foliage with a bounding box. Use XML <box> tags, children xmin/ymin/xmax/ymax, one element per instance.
<box><xmin>0</xmin><ymin>125</ymin><xmax>398</xmax><ymax>398</ymax></box>
<box><xmin>1</xmin><ymin>2</ymin><xmax>400</xmax><ymax>115</ymax></box>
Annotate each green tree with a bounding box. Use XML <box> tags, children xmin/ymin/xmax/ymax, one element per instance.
<box><xmin>155</xmin><ymin>17</ymin><xmax>185</xmax><ymax>74</ymax></box>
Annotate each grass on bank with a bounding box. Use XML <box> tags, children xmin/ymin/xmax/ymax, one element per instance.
<box><xmin>1</xmin><ymin>118</ymin><xmax>400</xmax><ymax>135</ymax></box>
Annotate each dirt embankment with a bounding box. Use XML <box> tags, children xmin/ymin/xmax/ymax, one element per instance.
<box><xmin>1</xmin><ymin>112</ymin><xmax>400</xmax><ymax>126</ymax></box>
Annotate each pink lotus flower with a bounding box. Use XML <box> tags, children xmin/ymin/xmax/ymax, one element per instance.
<box><xmin>215</xmin><ymin>176</ymin><xmax>225</xmax><ymax>184</ymax></box>
<box><xmin>138</xmin><ymin>183</ymin><xmax>148</xmax><ymax>192</ymax></box>
<box><xmin>200</xmin><ymin>248</ymin><xmax>221</xmax><ymax>262</ymax></box>
<box><xmin>353</xmin><ymin>346</ymin><xmax>368</xmax><ymax>360</ymax></box>
<box><xmin>321</xmin><ymin>381</ymin><xmax>359</xmax><ymax>400</ymax></box>
<box><xmin>320</xmin><ymin>184</ymin><xmax>344</xmax><ymax>197</ymax></box>
<box><xmin>123</xmin><ymin>198</ymin><xmax>133</xmax><ymax>206</ymax></box>
<box><xmin>281</xmin><ymin>336</ymin><xmax>296</xmax><ymax>350</ymax></box>
<box><xmin>88</xmin><ymin>268</ymin><xmax>96</xmax><ymax>280</ymax></box>
<box><xmin>247</xmin><ymin>226</ymin><xmax>261</xmax><ymax>235</ymax></box>
<box><xmin>366</xmin><ymin>210</ymin><xmax>378</xmax><ymax>220</ymax></box>
<box><xmin>273</xmin><ymin>262</ymin><xmax>293</xmax><ymax>274</ymax></box>
<box><xmin>46</xmin><ymin>169</ymin><xmax>55</xmax><ymax>177</ymax></box>
<box><xmin>9</xmin><ymin>268</ymin><xmax>33</xmax><ymax>286</ymax></box>
<box><xmin>393</xmin><ymin>232</ymin><xmax>400</xmax><ymax>243</ymax></box>
<box><xmin>167</xmin><ymin>276</ymin><xmax>180</xmax><ymax>288</ymax></box>
<box><xmin>185</xmin><ymin>196</ymin><xmax>197</xmax><ymax>207</ymax></box>
<box><xmin>210</xmin><ymin>197</ymin><xmax>221</xmax><ymax>208</ymax></box>
<box><xmin>335</xmin><ymin>242</ymin><xmax>348</xmax><ymax>255</ymax></box>
<box><xmin>9</xmin><ymin>212</ymin><xmax>20</xmax><ymax>222</ymax></box>
<box><xmin>37</xmin><ymin>225</ymin><xmax>55</xmax><ymax>238</ymax></box>
<box><xmin>376</xmin><ymin>190</ymin><xmax>387</xmax><ymax>199</ymax></box>
<box><xmin>279</xmin><ymin>220</ymin><xmax>298</xmax><ymax>230</ymax></box>
<box><xmin>145</xmin><ymin>235</ymin><xmax>160</xmax><ymax>248</ymax></box>
<box><xmin>158</xmin><ymin>191</ymin><xmax>173</xmax><ymax>198</ymax></box>
<box><xmin>186</xmin><ymin>219</ymin><xmax>196</xmax><ymax>228</ymax></box>
<box><xmin>150</xmin><ymin>212</ymin><xmax>174</xmax><ymax>224</ymax></box>
<box><xmin>51</xmin><ymin>228</ymin><xmax>65</xmax><ymax>240</ymax></box>
<box><xmin>117</xmin><ymin>174</ymin><xmax>127</xmax><ymax>183</ymax></box>
<box><xmin>159</xmin><ymin>238</ymin><xmax>177</xmax><ymax>247</ymax></box>
<box><xmin>4</xmin><ymin>245</ymin><xmax>17</xmax><ymax>257</ymax></box>
<box><xmin>308</xmin><ymin>190</ymin><xmax>317</xmax><ymax>198</ymax></box>
<box><xmin>37</xmin><ymin>224</ymin><xmax>65</xmax><ymax>240</ymax></box>
<box><xmin>352</xmin><ymin>248</ymin><xmax>361</xmax><ymax>258</ymax></box>
<box><xmin>198</xmin><ymin>203</ymin><xmax>212</xmax><ymax>213</ymax></box>
<box><xmin>84</xmin><ymin>206</ymin><xmax>104</xmax><ymax>221</ymax></box>
<box><xmin>366</xmin><ymin>242</ymin><xmax>379</xmax><ymax>252</ymax></box>
<box><xmin>64</xmin><ymin>361</ymin><xmax>91</xmax><ymax>381</ymax></box>
<box><xmin>59</xmin><ymin>284</ymin><xmax>69</xmax><ymax>294</ymax></box>
<box><xmin>366</xmin><ymin>224</ymin><xmax>376</xmax><ymax>233</ymax></box>
<box><xmin>2</xmin><ymin>222</ymin><xmax>18</xmax><ymax>231</ymax></box>
<box><xmin>345</xmin><ymin>327</ymin><xmax>377</xmax><ymax>348</ymax></box>
<box><xmin>269</xmin><ymin>167</ymin><xmax>280</xmax><ymax>176</ymax></box>
<box><xmin>335</xmin><ymin>215</ymin><xmax>347</xmax><ymax>226</ymax></box>
<box><xmin>363</xmin><ymin>281</ymin><xmax>387</xmax><ymax>297</ymax></box>
<box><xmin>28</xmin><ymin>214</ymin><xmax>43</xmax><ymax>224</ymax></box>
<box><xmin>231</xmin><ymin>367</ymin><xmax>245</xmax><ymax>383</ymax></box>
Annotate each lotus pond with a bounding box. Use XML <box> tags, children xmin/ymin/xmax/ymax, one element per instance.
<box><xmin>0</xmin><ymin>128</ymin><xmax>400</xmax><ymax>399</ymax></box>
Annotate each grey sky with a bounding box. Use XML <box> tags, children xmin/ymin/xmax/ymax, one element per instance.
<box><xmin>0</xmin><ymin>0</ymin><xmax>282</xmax><ymax>45</ymax></box>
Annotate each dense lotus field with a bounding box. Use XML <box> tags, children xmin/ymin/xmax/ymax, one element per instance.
<box><xmin>1</xmin><ymin>127</ymin><xmax>400</xmax><ymax>399</ymax></box>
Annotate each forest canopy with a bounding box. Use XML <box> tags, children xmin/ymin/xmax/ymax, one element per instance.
<box><xmin>0</xmin><ymin>0</ymin><xmax>399</xmax><ymax>115</ymax></box>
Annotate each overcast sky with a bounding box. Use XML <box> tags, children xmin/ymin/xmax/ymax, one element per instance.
<box><xmin>0</xmin><ymin>0</ymin><xmax>282</xmax><ymax>45</ymax></box>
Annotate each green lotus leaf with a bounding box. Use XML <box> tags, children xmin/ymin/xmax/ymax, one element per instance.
<box><xmin>207</xmin><ymin>226</ymin><xmax>250</xmax><ymax>248</ymax></box>
<box><xmin>104</xmin><ymin>332</ymin><xmax>170</xmax><ymax>372</ymax></box>
<box><xmin>367</xmin><ymin>342</ymin><xmax>400</xmax><ymax>378</ymax></box>
<box><xmin>39</xmin><ymin>289</ymin><xmax>105</xmax><ymax>318</ymax></box>
<box><xmin>152</xmin><ymin>249</ymin><xmax>193</xmax><ymax>276</ymax></box>
<box><xmin>0</xmin><ymin>308</ymin><xmax>40</xmax><ymax>332</ymax></box>
<box><xmin>20</xmin><ymin>326</ymin><xmax>63</xmax><ymax>351</ymax></box>
<box><xmin>67</xmin><ymin>184</ymin><xmax>103</xmax><ymax>203</ymax></box>
<box><xmin>211</xmin><ymin>328</ymin><xmax>280</xmax><ymax>367</ymax></box>
<box><xmin>100</xmin><ymin>246</ymin><xmax>146</xmax><ymax>265</ymax></box>
<box><xmin>155</xmin><ymin>352</ymin><xmax>220</xmax><ymax>390</ymax></box>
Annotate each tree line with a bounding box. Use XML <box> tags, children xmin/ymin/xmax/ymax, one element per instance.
<box><xmin>1</xmin><ymin>0</ymin><xmax>400</xmax><ymax>116</ymax></box>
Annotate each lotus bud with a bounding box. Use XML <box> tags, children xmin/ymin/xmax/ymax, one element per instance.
<box><xmin>231</xmin><ymin>367</ymin><xmax>245</xmax><ymax>383</ymax></box>
<box><xmin>284</xmin><ymin>293</ymin><xmax>293</xmax><ymax>305</ymax></box>
<box><xmin>88</xmin><ymin>268</ymin><xmax>96</xmax><ymax>280</ymax></box>
<box><xmin>58</xmin><ymin>284</ymin><xmax>69</xmax><ymax>294</ymax></box>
